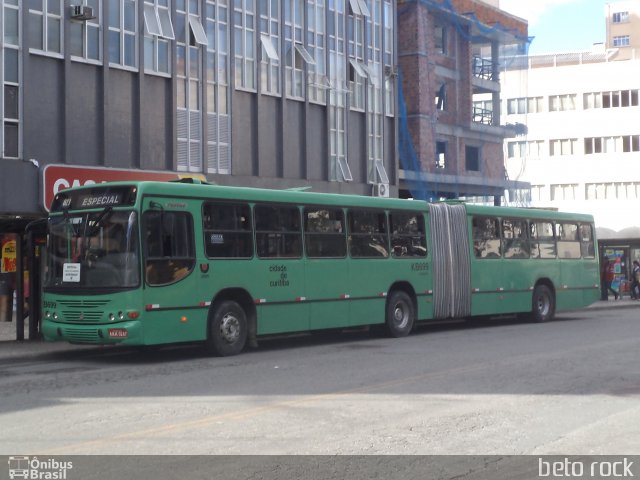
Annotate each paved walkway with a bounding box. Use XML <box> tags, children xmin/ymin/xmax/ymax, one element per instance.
<box><xmin>0</xmin><ymin>297</ymin><xmax>637</xmax><ymax>344</ymax></box>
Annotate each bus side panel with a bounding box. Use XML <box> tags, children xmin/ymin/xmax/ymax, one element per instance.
<box><xmin>142</xmin><ymin>273</ymin><xmax>210</xmax><ymax>345</ymax></box>
<box><xmin>254</xmin><ymin>259</ymin><xmax>309</xmax><ymax>335</ymax></box>
<box><xmin>502</xmin><ymin>258</ymin><xmax>539</xmax><ymax>314</ymax></box>
<box><xmin>469</xmin><ymin>258</ymin><xmax>506</xmax><ymax>316</ymax></box>
<box><xmin>558</xmin><ymin>258</ymin><xmax>600</xmax><ymax>311</ymax></box>
<box><xmin>348</xmin><ymin>258</ymin><xmax>391</xmax><ymax>326</ymax></box>
<box><xmin>306</xmin><ymin>258</ymin><xmax>350</xmax><ymax>330</ymax></box>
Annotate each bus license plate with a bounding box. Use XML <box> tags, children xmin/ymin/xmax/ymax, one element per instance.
<box><xmin>108</xmin><ymin>328</ymin><xmax>128</xmax><ymax>338</ymax></box>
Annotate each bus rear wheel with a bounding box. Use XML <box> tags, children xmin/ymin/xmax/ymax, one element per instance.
<box><xmin>385</xmin><ymin>291</ymin><xmax>415</xmax><ymax>337</ymax></box>
<box><xmin>530</xmin><ymin>284</ymin><xmax>555</xmax><ymax>323</ymax></box>
<box><xmin>206</xmin><ymin>300</ymin><xmax>247</xmax><ymax>356</ymax></box>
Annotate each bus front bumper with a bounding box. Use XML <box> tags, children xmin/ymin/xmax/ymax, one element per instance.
<box><xmin>42</xmin><ymin>319</ymin><xmax>143</xmax><ymax>345</ymax></box>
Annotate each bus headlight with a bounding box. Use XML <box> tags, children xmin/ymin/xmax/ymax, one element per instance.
<box><xmin>118</xmin><ymin>311</ymin><xmax>125</xmax><ymax>321</ymax></box>
<box><xmin>53</xmin><ymin>312</ymin><xmax>59</xmax><ymax>320</ymax></box>
<box><xmin>45</xmin><ymin>311</ymin><xmax>51</xmax><ymax>319</ymax></box>
<box><xmin>109</xmin><ymin>313</ymin><xmax>115</xmax><ymax>322</ymax></box>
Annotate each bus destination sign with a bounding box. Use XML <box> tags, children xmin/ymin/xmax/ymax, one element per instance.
<box><xmin>51</xmin><ymin>186</ymin><xmax>137</xmax><ymax>212</ymax></box>
<box><xmin>75</xmin><ymin>193</ymin><xmax>123</xmax><ymax>208</ymax></box>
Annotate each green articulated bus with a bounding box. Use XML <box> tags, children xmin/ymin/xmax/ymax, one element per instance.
<box><xmin>41</xmin><ymin>179</ymin><xmax>600</xmax><ymax>356</ymax></box>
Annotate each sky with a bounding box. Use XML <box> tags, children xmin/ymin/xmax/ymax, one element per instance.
<box><xmin>499</xmin><ymin>0</ymin><xmax>609</xmax><ymax>55</ymax></box>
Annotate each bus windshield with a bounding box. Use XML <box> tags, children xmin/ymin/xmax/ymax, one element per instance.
<box><xmin>45</xmin><ymin>209</ymin><xmax>140</xmax><ymax>289</ymax></box>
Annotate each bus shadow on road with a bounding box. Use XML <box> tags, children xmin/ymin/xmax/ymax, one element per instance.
<box><xmin>38</xmin><ymin>313</ymin><xmax>582</xmax><ymax>363</ymax></box>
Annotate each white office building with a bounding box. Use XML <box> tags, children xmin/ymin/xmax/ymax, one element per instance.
<box><xmin>502</xmin><ymin>1</ymin><xmax>640</xmax><ymax>235</ymax></box>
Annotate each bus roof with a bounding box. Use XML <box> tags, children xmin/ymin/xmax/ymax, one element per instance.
<box><xmin>51</xmin><ymin>180</ymin><xmax>595</xmax><ymax>222</ymax></box>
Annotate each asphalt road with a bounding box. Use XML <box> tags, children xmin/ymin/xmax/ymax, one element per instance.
<box><xmin>1</xmin><ymin>308</ymin><xmax>639</xmax><ymax>456</ymax></box>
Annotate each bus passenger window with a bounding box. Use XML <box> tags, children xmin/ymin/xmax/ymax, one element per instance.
<box><xmin>502</xmin><ymin>219</ymin><xmax>530</xmax><ymax>259</ymax></box>
<box><xmin>203</xmin><ymin>202</ymin><xmax>253</xmax><ymax>258</ymax></box>
<box><xmin>530</xmin><ymin>221</ymin><xmax>556</xmax><ymax>259</ymax></box>
<box><xmin>580</xmin><ymin>224</ymin><xmax>595</xmax><ymax>258</ymax></box>
<box><xmin>143</xmin><ymin>210</ymin><xmax>195</xmax><ymax>286</ymax></box>
<box><xmin>472</xmin><ymin>217</ymin><xmax>501</xmax><ymax>258</ymax></box>
<box><xmin>255</xmin><ymin>205</ymin><xmax>302</xmax><ymax>258</ymax></box>
<box><xmin>390</xmin><ymin>212</ymin><xmax>427</xmax><ymax>257</ymax></box>
<box><xmin>349</xmin><ymin>210</ymin><xmax>389</xmax><ymax>258</ymax></box>
<box><xmin>557</xmin><ymin>222</ymin><xmax>581</xmax><ymax>259</ymax></box>
<box><xmin>304</xmin><ymin>208</ymin><xmax>346</xmax><ymax>258</ymax></box>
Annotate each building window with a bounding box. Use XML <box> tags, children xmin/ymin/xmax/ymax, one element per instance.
<box><xmin>434</xmin><ymin>24</ymin><xmax>445</xmax><ymax>54</ymax></box>
<box><xmin>507</xmin><ymin>141</ymin><xmax>526</xmax><ymax>158</ymax></box>
<box><xmin>108</xmin><ymin>0</ymin><xmax>137</xmax><ymax>68</ymax></box>
<box><xmin>584</xmin><ymin>137</ymin><xmax>603</xmax><ymax>155</ymax></box>
<box><xmin>613</xmin><ymin>35</ymin><xmax>630</xmax><ymax>47</ymax></box>
<box><xmin>143</xmin><ymin>0</ymin><xmax>174</xmax><ymax>75</ymax></box>
<box><xmin>527</xmin><ymin>96</ymin><xmax>543</xmax><ymax>113</ymax></box>
<box><xmin>205</xmin><ymin>0</ymin><xmax>231</xmax><ymax>174</ymax></box>
<box><xmin>436</xmin><ymin>141</ymin><xmax>446</xmax><ymax>168</ymax></box>
<box><xmin>549</xmin><ymin>94</ymin><xmax>576</xmax><ymax>112</ymax></box>
<box><xmin>28</xmin><ymin>0</ymin><xmax>63</xmax><ymax>55</ymax></box>
<box><xmin>348</xmin><ymin>7</ymin><xmax>366</xmax><ymax>110</ymax></box>
<box><xmin>583</xmin><ymin>91</ymin><xmax>602</xmax><ymax>109</ymax></box>
<box><xmin>549</xmin><ymin>138</ymin><xmax>577</xmax><ymax>156</ymax></box>
<box><xmin>613</xmin><ymin>11</ymin><xmax>629</xmax><ymax>23</ymax></box>
<box><xmin>3</xmin><ymin>0</ymin><xmax>19</xmax><ymax>158</ymax></box>
<box><xmin>69</xmin><ymin>0</ymin><xmax>101</xmax><ymax>62</ymax></box>
<box><xmin>328</xmin><ymin>0</ymin><xmax>350</xmax><ymax>182</ymax></box>
<box><xmin>234</xmin><ymin>0</ymin><xmax>256</xmax><ymax>90</ymax></box>
<box><xmin>465</xmin><ymin>145</ymin><xmax>480</xmax><ymax>171</ymax></box>
<box><xmin>435</xmin><ymin>83</ymin><xmax>446</xmax><ymax>110</ymax></box>
<box><xmin>176</xmin><ymin>2</ymin><xmax>208</xmax><ymax>173</ymax></box>
<box><xmin>284</xmin><ymin>0</ymin><xmax>312</xmax><ymax>99</ymax></box>
<box><xmin>507</xmin><ymin>97</ymin><xmax>526</xmax><ymax>115</ymax></box>
<box><xmin>307</xmin><ymin>0</ymin><xmax>327</xmax><ymax>104</ymax></box>
<box><xmin>550</xmin><ymin>184</ymin><xmax>578</xmax><ymax>201</ymax></box>
<box><xmin>383</xmin><ymin>0</ymin><xmax>393</xmax><ymax>116</ymax></box>
<box><xmin>259</xmin><ymin>0</ymin><xmax>280</xmax><ymax>95</ymax></box>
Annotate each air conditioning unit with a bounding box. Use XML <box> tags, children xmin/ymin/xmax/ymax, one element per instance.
<box><xmin>373</xmin><ymin>183</ymin><xmax>389</xmax><ymax>198</ymax></box>
<box><xmin>70</xmin><ymin>5</ymin><xmax>96</xmax><ymax>21</ymax></box>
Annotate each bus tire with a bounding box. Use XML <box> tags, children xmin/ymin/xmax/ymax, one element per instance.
<box><xmin>385</xmin><ymin>291</ymin><xmax>415</xmax><ymax>337</ymax></box>
<box><xmin>206</xmin><ymin>301</ymin><xmax>247</xmax><ymax>356</ymax></box>
<box><xmin>530</xmin><ymin>284</ymin><xmax>555</xmax><ymax>323</ymax></box>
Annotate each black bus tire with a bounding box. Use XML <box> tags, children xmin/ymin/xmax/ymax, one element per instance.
<box><xmin>206</xmin><ymin>300</ymin><xmax>248</xmax><ymax>356</ymax></box>
<box><xmin>385</xmin><ymin>291</ymin><xmax>415</xmax><ymax>337</ymax></box>
<box><xmin>531</xmin><ymin>284</ymin><xmax>555</xmax><ymax>323</ymax></box>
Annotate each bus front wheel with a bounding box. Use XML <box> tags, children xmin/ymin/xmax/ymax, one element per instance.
<box><xmin>385</xmin><ymin>291</ymin><xmax>415</xmax><ymax>337</ymax></box>
<box><xmin>206</xmin><ymin>301</ymin><xmax>248</xmax><ymax>356</ymax></box>
<box><xmin>530</xmin><ymin>285</ymin><xmax>555</xmax><ymax>323</ymax></box>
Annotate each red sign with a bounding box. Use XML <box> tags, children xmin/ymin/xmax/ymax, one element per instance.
<box><xmin>42</xmin><ymin>165</ymin><xmax>206</xmax><ymax>211</ymax></box>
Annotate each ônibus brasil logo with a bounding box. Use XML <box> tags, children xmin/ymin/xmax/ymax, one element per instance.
<box><xmin>8</xmin><ymin>456</ymin><xmax>73</xmax><ymax>480</ymax></box>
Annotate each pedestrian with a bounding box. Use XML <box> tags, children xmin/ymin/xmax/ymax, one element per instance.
<box><xmin>601</xmin><ymin>256</ymin><xmax>619</xmax><ymax>300</ymax></box>
<box><xmin>631</xmin><ymin>260</ymin><xmax>640</xmax><ymax>300</ymax></box>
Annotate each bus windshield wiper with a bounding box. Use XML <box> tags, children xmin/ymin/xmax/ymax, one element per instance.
<box><xmin>87</xmin><ymin>206</ymin><xmax>113</xmax><ymax>237</ymax></box>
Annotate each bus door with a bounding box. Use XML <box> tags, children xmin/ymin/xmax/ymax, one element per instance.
<box><xmin>303</xmin><ymin>207</ymin><xmax>349</xmax><ymax>330</ymax></box>
<box><xmin>141</xmin><ymin>200</ymin><xmax>205</xmax><ymax>344</ymax></box>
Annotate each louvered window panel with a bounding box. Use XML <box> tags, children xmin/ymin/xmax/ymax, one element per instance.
<box><xmin>208</xmin><ymin>113</ymin><xmax>218</xmax><ymax>143</ymax></box>
<box><xmin>219</xmin><ymin>114</ymin><xmax>230</xmax><ymax>143</ymax></box>
<box><xmin>177</xmin><ymin>109</ymin><xmax>188</xmax><ymax>139</ymax></box>
<box><xmin>189</xmin><ymin>111</ymin><xmax>201</xmax><ymax>141</ymax></box>
<box><xmin>177</xmin><ymin>140</ymin><xmax>189</xmax><ymax>170</ymax></box>
<box><xmin>207</xmin><ymin>144</ymin><xmax>219</xmax><ymax>173</ymax></box>
<box><xmin>219</xmin><ymin>145</ymin><xmax>230</xmax><ymax>174</ymax></box>
<box><xmin>189</xmin><ymin>141</ymin><xmax>202</xmax><ymax>171</ymax></box>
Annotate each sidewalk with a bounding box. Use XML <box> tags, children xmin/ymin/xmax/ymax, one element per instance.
<box><xmin>0</xmin><ymin>297</ymin><xmax>637</xmax><ymax>344</ymax></box>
